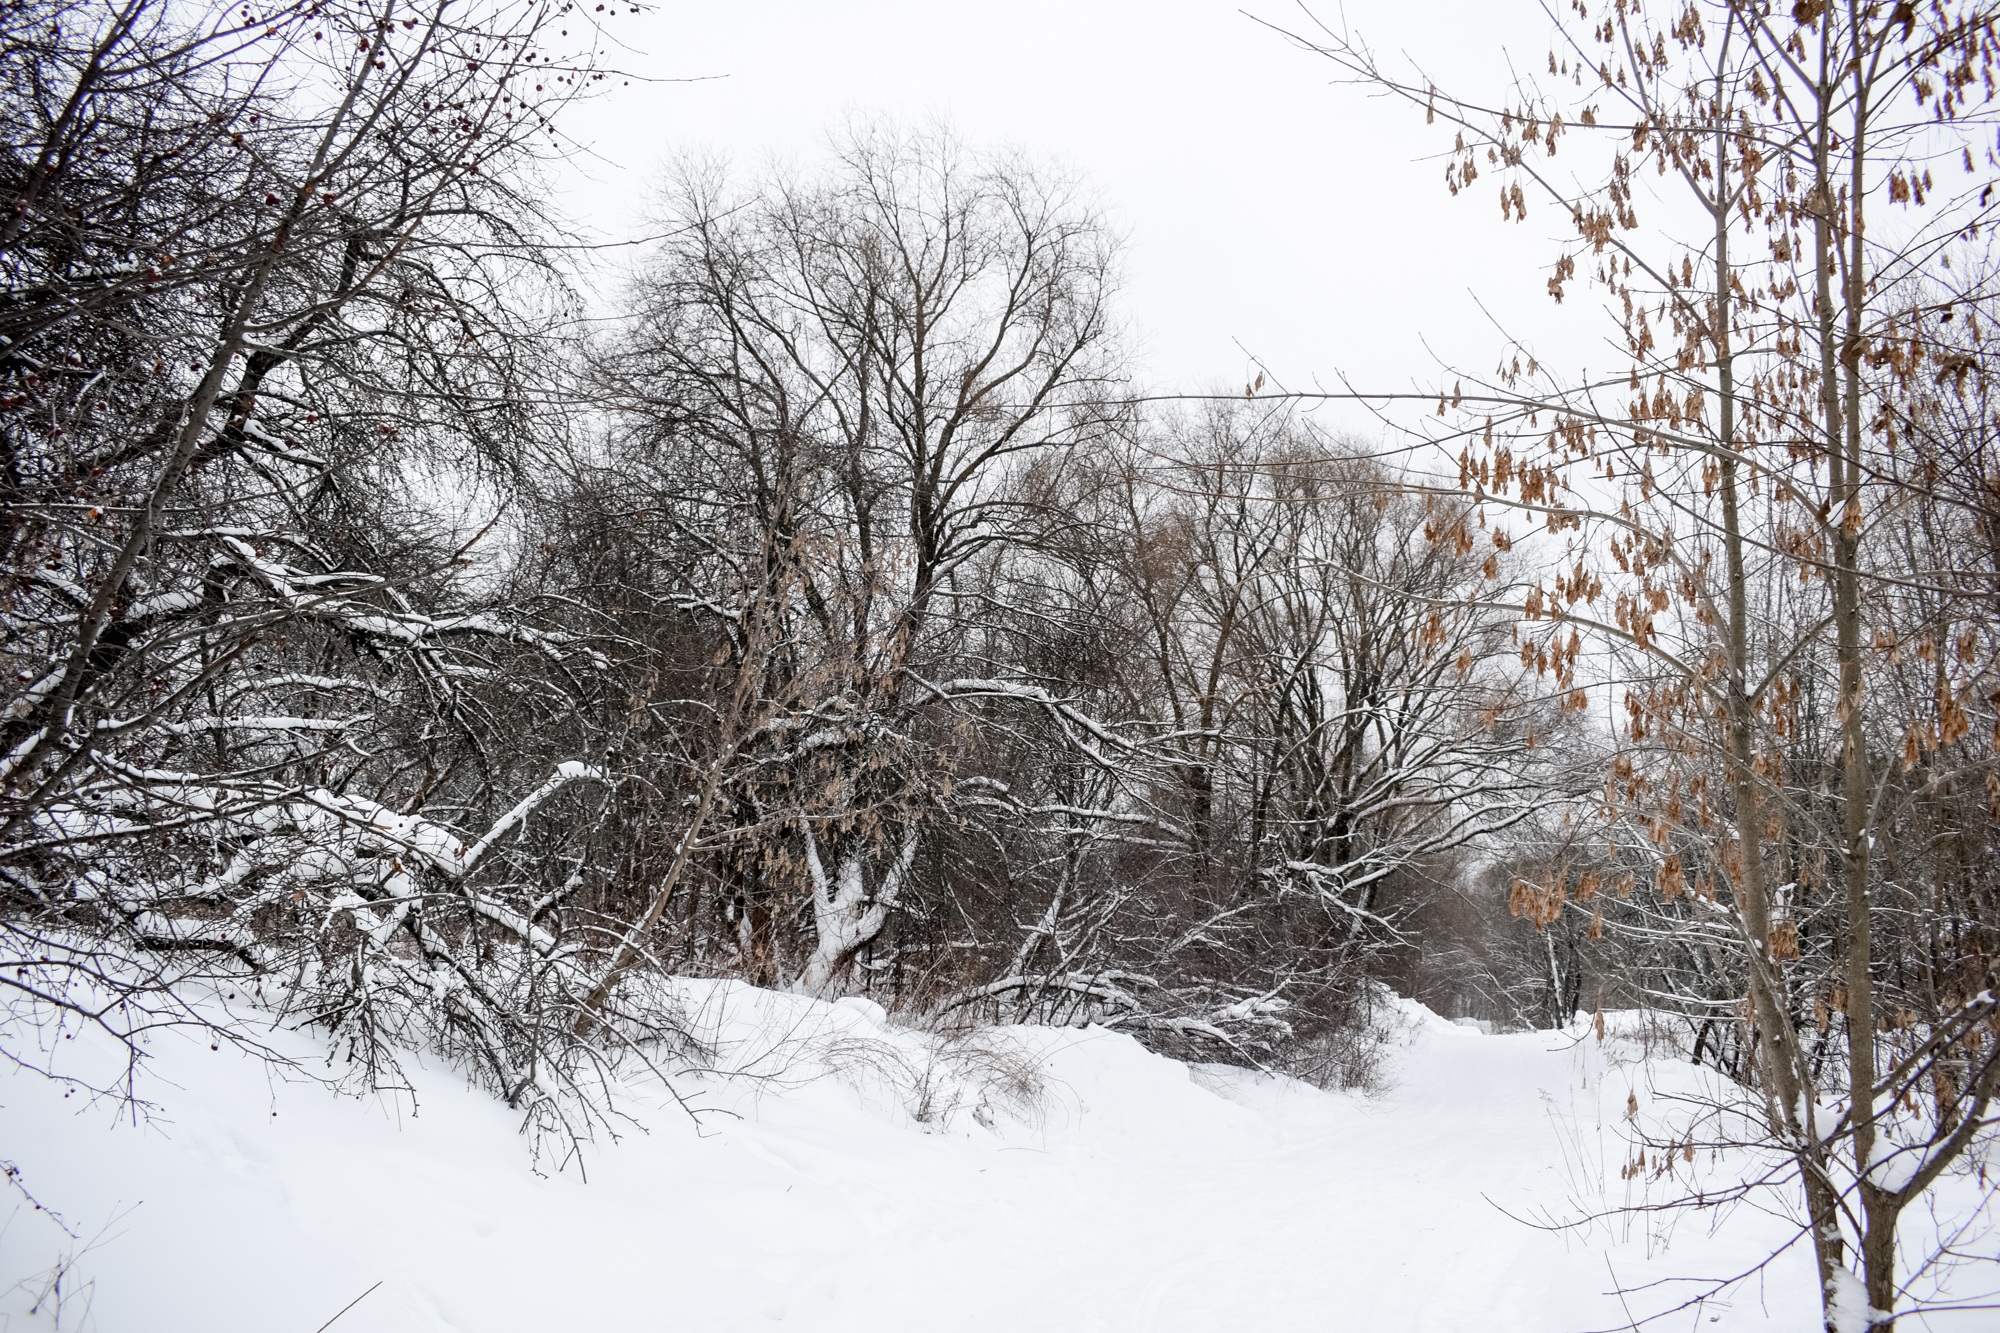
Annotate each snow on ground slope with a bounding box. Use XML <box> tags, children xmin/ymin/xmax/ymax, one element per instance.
<box><xmin>1</xmin><ymin>987</ymin><xmax>1992</xmax><ymax>1332</ymax></box>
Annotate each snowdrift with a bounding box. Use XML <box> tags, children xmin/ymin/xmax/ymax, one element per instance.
<box><xmin>2</xmin><ymin>987</ymin><xmax>1993</xmax><ymax>1331</ymax></box>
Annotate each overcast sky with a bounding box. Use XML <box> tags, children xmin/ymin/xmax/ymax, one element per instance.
<box><xmin>551</xmin><ymin>1</ymin><xmax>1610</xmax><ymax>436</ymax></box>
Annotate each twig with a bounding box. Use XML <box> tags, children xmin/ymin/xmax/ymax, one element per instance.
<box><xmin>313</xmin><ymin>1280</ymin><xmax>382</xmax><ymax>1332</ymax></box>
<box><xmin>1606</xmin><ymin>1253</ymin><xmax>1643</xmax><ymax>1332</ymax></box>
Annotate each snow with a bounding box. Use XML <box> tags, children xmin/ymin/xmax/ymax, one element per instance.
<box><xmin>1825</xmin><ymin>1268</ymin><xmax>1885</xmax><ymax>1333</ymax></box>
<box><xmin>2</xmin><ymin>989</ymin><xmax>1992</xmax><ymax>1332</ymax></box>
<box><xmin>1864</xmin><ymin>1139</ymin><xmax>1927</xmax><ymax>1196</ymax></box>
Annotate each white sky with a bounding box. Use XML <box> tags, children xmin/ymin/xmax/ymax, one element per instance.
<box><xmin>552</xmin><ymin>1</ymin><xmax>1617</xmax><ymax>436</ymax></box>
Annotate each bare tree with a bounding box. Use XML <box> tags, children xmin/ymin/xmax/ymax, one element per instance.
<box><xmin>1272</xmin><ymin>0</ymin><xmax>2000</xmax><ymax>1323</ymax></box>
<box><xmin>0</xmin><ymin>0</ymin><xmax>665</xmax><ymax>1137</ymax></box>
<box><xmin>590</xmin><ymin>124</ymin><xmax>1125</xmax><ymax>1000</ymax></box>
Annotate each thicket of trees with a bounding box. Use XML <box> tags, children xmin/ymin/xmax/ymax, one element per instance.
<box><xmin>0</xmin><ymin>0</ymin><xmax>651</xmax><ymax>1133</ymax></box>
<box><xmin>0</xmin><ymin>0</ymin><xmax>1553</xmax><ymax>1130</ymax></box>
<box><xmin>548</xmin><ymin>133</ymin><xmax>1556</xmax><ymax>1061</ymax></box>
<box><xmin>4</xmin><ymin>0</ymin><xmax>1996</xmax><ymax>1326</ymax></box>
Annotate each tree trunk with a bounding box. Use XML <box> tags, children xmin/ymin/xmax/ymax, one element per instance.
<box><xmin>800</xmin><ymin>822</ymin><xmax>919</xmax><ymax>999</ymax></box>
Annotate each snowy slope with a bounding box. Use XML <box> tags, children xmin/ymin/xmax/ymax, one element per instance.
<box><xmin>2</xmin><ymin>987</ymin><xmax>1991</xmax><ymax>1332</ymax></box>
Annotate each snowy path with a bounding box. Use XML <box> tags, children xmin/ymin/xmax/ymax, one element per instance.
<box><xmin>0</xmin><ymin>990</ymin><xmax>1877</xmax><ymax>1331</ymax></box>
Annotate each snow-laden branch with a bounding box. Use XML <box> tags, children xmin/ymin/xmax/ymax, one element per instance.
<box><xmin>294</xmin><ymin>760</ymin><xmax>607</xmax><ymax>881</ymax></box>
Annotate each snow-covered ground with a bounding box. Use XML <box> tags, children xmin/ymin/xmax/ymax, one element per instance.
<box><xmin>3</xmin><ymin>987</ymin><xmax>1992</xmax><ymax>1332</ymax></box>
